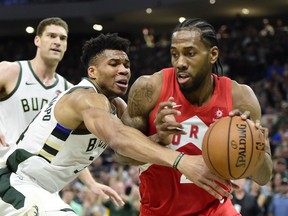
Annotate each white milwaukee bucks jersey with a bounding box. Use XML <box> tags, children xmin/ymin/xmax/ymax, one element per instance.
<box><xmin>2</xmin><ymin>78</ymin><xmax>111</xmax><ymax>193</ymax></box>
<box><xmin>0</xmin><ymin>60</ymin><xmax>69</xmax><ymax>148</ymax></box>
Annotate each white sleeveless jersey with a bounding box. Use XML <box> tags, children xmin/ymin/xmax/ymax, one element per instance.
<box><xmin>0</xmin><ymin>60</ymin><xmax>69</xmax><ymax>147</ymax></box>
<box><xmin>2</xmin><ymin>78</ymin><xmax>110</xmax><ymax>193</ymax></box>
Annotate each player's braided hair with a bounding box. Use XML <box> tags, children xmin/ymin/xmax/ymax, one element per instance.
<box><xmin>81</xmin><ymin>33</ymin><xmax>130</xmax><ymax>70</ymax></box>
<box><xmin>172</xmin><ymin>18</ymin><xmax>223</xmax><ymax>76</ymax></box>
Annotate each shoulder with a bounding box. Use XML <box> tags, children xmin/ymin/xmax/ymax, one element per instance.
<box><xmin>231</xmin><ymin>79</ymin><xmax>261</xmax><ymax>120</ymax></box>
<box><xmin>231</xmin><ymin>80</ymin><xmax>256</xmax><ymax>102</ymax></box>
<box><xmin>131</xmin><ymin>70</ymin><xmax>163</xmax><ymax>90</ymax></box>
<box><xmin>128</xmin><ymin>70</ymin><xmax>163</xmax><ymax>115</ymax></box>
<box><xmin>67</xmin><ymin>88</ymin><xmax>109</xmax><ymax>108</ymax></box>
<box><xmin>0</xmin><ymin>61</ymin><xmax>20</xmax><ymax>75</ymax></box>
<box><xmin>0</xmin><ymin>61</ymin><xmax>21</xmax><ymax>94</ymax></box>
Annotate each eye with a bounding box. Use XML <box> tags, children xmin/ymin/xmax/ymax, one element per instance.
<box><xmin>110</xmin><ymin>62</ymin><xmax>118</xmax><ymax>67</ymax></box>
<box><xmin>60</xmin><ymin>36</ymin><xmax>67</xmax><ymax>41</ymax></box>
<box><xmin>49</xmin><ymin>33</ymin><xmax>56</xmax><ymax>38</ymax></box>
<box><xmin>170</xmin><ymin>51</ymin><xmax>179</xmax><ymax>58</ymax></box>
<box><xmin>188</xmin><ymin>51</ymin><xmax>195</xmax><ymax>57</ymax></box>
<box><xmin>124</xmin><ymin>62</ymin><xmax>130</xmax><ymax>69</ymax></box>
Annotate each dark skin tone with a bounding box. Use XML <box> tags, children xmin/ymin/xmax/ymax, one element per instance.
<box><xmin>120</xmin><ymin>30</ymin><xmax>272</xmax><ymax>200</ymax></box>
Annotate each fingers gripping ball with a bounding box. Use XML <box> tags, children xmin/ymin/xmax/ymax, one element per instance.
<box><xmin>202</xmin><ymin>116</ymin><xmax>266</xmax><ymax>179</ymax></box>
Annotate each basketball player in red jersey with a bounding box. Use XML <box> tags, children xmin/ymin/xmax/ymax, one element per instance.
<box><xmin>118</xmin><ymin>18</ymin><xmax>273</xmax><ymax>215</ymax></box>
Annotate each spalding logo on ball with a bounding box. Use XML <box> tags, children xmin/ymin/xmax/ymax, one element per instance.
<box><xmin>202</xmin><ymin>116</ymin><xmax>266</xmax><ymax>180</ymax></box>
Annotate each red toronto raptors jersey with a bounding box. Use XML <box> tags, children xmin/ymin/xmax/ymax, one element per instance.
<box><xmin>139</xmin><ymin>68</ymin><xmax>233</xmax><ymax>215</ymax></box>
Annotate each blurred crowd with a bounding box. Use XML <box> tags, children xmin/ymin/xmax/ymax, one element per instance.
<box><xmin>0</xmin><ymin>16</ymin><xmax>288</xmax><ymax>216</ymax></box>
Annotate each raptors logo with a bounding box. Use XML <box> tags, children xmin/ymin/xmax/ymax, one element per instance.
<box><xmin>212</xmin><ymin>107</ymin><xmax>224</xmax><ymax>122</ymax></box>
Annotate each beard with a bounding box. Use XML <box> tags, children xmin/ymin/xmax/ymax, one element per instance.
<box><xmin>178</xmin><ymin>72</ymin><xmax>207</xmax><ymax>93</ymax></box>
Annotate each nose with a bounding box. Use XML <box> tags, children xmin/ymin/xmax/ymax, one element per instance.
<box><xmin>118</xmin><ymin>64</ymin><xmax>130</xmax><ymax>75</ymax></box>
<box><xmin>175</xmin><ymin>55</ymin><xmax>188</xmax><ymax>70</ymax></box>
<box><xmin>54</xmin><ymin>37</ymin><xmax>61</xmax><ymax>46</ymax></box>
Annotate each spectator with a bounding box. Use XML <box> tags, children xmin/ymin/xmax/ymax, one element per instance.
<box><xmin>268</xmin><ymin>172</ymin><xmax>288</xmax><ymax>216</ymax></box>
<box><xmin>232</xmin><ymin>178</ymin><xmax>263</xmax><ymax>216</ymax></box>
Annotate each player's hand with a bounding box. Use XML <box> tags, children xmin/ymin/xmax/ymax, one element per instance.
<box><xmin>0</xmin><ymin>132</ymin><xmax>9</xmax><ymax>147</ymax></box>
<box><xmin>177</xmin><ymin>155</ymin><xmax>237</xmax><ymax>200</ymax></box>
<box><xmin>229</xmin><ymin>109</ymin><xmax>251</xmax><ymax>120</ymax></box>
<box><xmin>154</xmin><ymin>97</ymin><xmax>186</xmax><ymax>145</ymax></box>
<box><xmin>89</xmin><ymin>182</ymin><xmax>125</xmax><ymax>206</ymax></box>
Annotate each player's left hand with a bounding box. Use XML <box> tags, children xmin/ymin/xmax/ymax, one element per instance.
<box><xmin>90</xmin><ymin>182</ymin><xmax>125</xmax><ymax>206</ymax></box>
<box><xmin>230</xmin><ymin>109</ymin><xmax>272</xmax><ymax>184</ymax></box>
<box><xmin>229</xmin><ymin>109</ymin><xmax>250</xmax><ymax>120</ymax></box>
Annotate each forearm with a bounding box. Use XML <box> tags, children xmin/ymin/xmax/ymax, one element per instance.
<box><xmin>110</xmin><ymin>125</ymin><xmax>179</xmax><ymax>168</ymax></box>
<box><xmin>251</xmin><ymin>152</ymin><xmax>273</xmax><ymax>185</ymax></box>
<box><xmin>114</xmin><ymin>133</ymin><xmax>168</xmax><ymax>166</ymax></box>
<box><xmin>78</xmin><ymin>167</ymin><xmax>95</xmax><ymax>188</ymax></box>
<box><xmin>114</xmin><ymin>151</ymin><xmax>145</xmax><ymax>166</ymax></box>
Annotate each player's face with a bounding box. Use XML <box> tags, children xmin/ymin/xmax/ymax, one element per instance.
<box><xmin>35</xmin><ymin>25</ymin><xmax>68</xmax><ymax>63</ymax></box>
<box><xmin>91</xmin><ymin>49</ymin><xmax>131</xmax><ymax>98</ymax></box>
<box><xmin>170</xmin><ymin>30</ymin><xmax>217</xmax><ymax>92</ymax></box>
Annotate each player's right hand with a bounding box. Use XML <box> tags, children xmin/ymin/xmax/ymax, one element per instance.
<box><xmin>177</xmin><ymin>154</ymin><xmax>237</xmax><ymax>200</ymax></box>
<box><xmin>0</xmin><ymin>132</ymin><xmax>9</xmax><ymax>147</ymax></box>
<box><xmin>154</xmin><ymin>97</ymin><xmax>186</xmax><ymax>145</ymax></box>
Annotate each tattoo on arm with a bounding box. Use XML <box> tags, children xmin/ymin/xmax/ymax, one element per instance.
<box><xmin>129</xmin><ymin>83</ymin><xmax>154</xmax><ymax>116</ymax></box>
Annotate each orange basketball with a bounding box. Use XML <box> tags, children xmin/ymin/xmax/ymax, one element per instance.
<box><xmin>202</xmin><ymin>116</ymin><xmax>266</xmax><ymax>180</ymax></box>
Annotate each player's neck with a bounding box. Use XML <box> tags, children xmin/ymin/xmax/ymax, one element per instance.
<box><xmin>184</xmin><ymin>75</ymin><xmax>214</xmax><ymax>106</ymax></box>
<box><xmin>30</xmin><ymin>59</ymin><xmax>57</xmax><ymax>85</ymax></box>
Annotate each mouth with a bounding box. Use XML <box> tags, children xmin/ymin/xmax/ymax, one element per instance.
<box><xmin>116</xmin><ymin>78</ymin><xmax>128</xmax><ymax>89</ymax></box>
<box><xmin>177</xmin><ymin>72</ymin><xmax>190</xmax><ymax>85</ymax></box>
<box><xmin>50</xmin><ymin>48</ymin><xmax>61</xmax><ymax>53</ymax></box>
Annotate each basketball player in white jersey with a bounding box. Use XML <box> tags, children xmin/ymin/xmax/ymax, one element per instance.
<box><xmin>0</xmin><ymin>18</ymin><xmax>124</xmax><ymax>212</ymax></box>
<box><xmin>0</xmin><ymin>33</ymin><xmax>232</xmax><ymax>215</ymax></box>
<box><xmin>0</xmin><ymin>17</ymin><xmax>73</xmax><ymax>150</ymax></box>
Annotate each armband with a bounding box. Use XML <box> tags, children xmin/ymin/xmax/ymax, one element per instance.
<box><xmin>173</xmin><ymin>152</ymin><xmax>185</xmax><ymax>170</ymax></box>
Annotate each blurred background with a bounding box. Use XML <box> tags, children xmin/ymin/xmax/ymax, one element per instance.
<box><xmin>0</xmin><ymin>0</ymin><xmax>287</xmax><ymax>215</ymax></box>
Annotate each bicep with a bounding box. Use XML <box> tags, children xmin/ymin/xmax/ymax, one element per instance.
<box><xmin>232</xmin><ymin>81</ymin><xmax>262</xmax><ymax>121</ymax></box>
<box><xmin>123</xmin><ymin>75</ymin><xmax>159</xmax><ymax>134</ymax></box>
<box><xmin>55</xmin><ymin>90</ymin><xmax>119</xmax><ymax>141</ymax></box>
<box><xmin>79</xmin><ymin>93</ymin><xmax>125</xmax><ymax>143</ymax></box>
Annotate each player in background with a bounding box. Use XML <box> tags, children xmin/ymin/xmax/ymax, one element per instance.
<box><xmin>0</xmin><ymin>17</ymin><xmax>72</xmax><ymax>151</ymax></box>
<box><xmin>119</xmin><ymin>18</ymin><xmax>273</xmax><ymax>215</ymax></box>
<box><xmin>0</xmin><ymin>17</ymin><xmax>123</xmax><ymax>208</ymax></box>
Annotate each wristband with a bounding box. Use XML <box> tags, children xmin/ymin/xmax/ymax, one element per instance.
<box><xmin>173</xmin><ymin>152</ymin><xmax>185</xmax><ymax>170</ymax></box>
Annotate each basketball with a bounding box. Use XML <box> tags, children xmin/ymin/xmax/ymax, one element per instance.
<box><xmin>202</xmin><ymin>116</ymin><xmax>266</xmax><ymax>180</ymax></box>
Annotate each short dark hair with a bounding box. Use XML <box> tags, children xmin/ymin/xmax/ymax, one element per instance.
<box><xmin>36</xmin><ymin>17</ymin><xmax>69</xmax><ymax>36</ymax></box>
<box><xmin>172</xmin><ymin>18</ymin><xmax>223</xmax><ymax>76</ymax></box>
<box><xmin>80</xmin><ymin>33</ymin><xmax>130</xmax><ymax>70</ymax></box>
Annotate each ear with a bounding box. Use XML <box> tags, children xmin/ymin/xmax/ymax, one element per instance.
<box><xmin>210</xmin><ymin>46</ymin><xmax>219</xmax><ymax>64</ymax></box>
<box><xmin>34</xmin><ymin>35</ymin><xmax>40</xmax><ymax>47</ymax></box>
<box><xmin>88</xmin><ymin>66</ymin><xmax>97</xmax><ymax>79</ymax></box>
